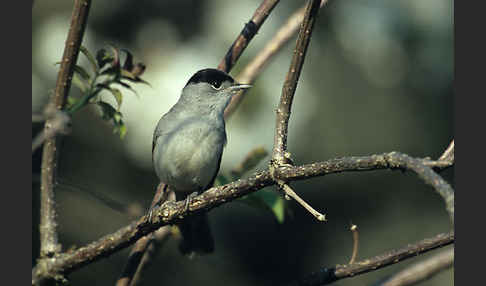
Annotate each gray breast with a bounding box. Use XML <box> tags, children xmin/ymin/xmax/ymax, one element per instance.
<box><xmin>153</xmin><ymin>116</ymin><xmax>226</xmax><ymax>192</ymax></box>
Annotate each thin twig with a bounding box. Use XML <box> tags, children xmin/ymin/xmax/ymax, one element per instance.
<box><xmin>438</xmin><ymin>140</ymin><xmax>454</xmax><ymax>163</ymax></box>
<box><xmin>270</xmin><ymin>0</ymin><xmax>323</xmax><ymax>220</ymax></box>
<box><xmin>348</xmin><ymin>224</ymin><xmax>358</xmax><ymax>264</ymax></box>
<box><xmin>217</xmin><ymin>0</ymin><xmax>280</xmax><ymax>73</ymax></box>
<box><xmin>32</xmin><ymin>150</ymin><xmax>453</xmax><ymax>285</ymax></box>
<box><xmin>129</xmin><ymin>227</ymin><xmax>173</xmax><ymax>286</ymax></box>
<box><xmin>378</xmin><ymin>247</ymin><xmax>454</xmax><ymax>286</ymax></box>
<box><xmin>116</xmin><ymin>185</ymin><xmax>174</xmax><ymax>286</ymax></box>
<box><xmin>39</xmin><ymin>0</ymin><xmax>91</xmax><ymax>258</ymax></box>
<box><xmin>280</xmin><ymin>182</ymin><xmax>326</xmax><ymax>221</ymax></box>
<box><xmin>286</xmin><ymin>232</ymin><xmax>454</xmax><ymax>286</ymax></box>
<box><xmin>225</xmin><ymin>0</ymin><xmax>329</xmax><ymax>118</ymax></box>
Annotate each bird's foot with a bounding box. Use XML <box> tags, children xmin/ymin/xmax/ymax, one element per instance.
<box><xmin>184</xmin><ymin>192</ymin><xmax>199</xmax><ymax>212</ymax></box>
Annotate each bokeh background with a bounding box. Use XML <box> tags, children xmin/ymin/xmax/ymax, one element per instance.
<box><xmin>32</xmin><ymin>0</ymin><xmax>454</xmax><ymax>285</ymax></box>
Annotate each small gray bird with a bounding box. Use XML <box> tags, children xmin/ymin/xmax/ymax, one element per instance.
<box><xmin>152</xmin><ymin>68</ymin><xmax>251</xmax><ymax>256</ymax></box>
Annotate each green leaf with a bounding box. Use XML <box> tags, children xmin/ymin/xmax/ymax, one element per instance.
<box><xmin>101</xmin><ymin>65</ymin><xmax>121</xmax><ymax>77</ymax></box>
<box><xmin>113</xmin><ymin>119</ymin><xmax>127</xmax><ymax>139</ymax></box>
<box><xmin>72</xmin><ymin>73</ymin><xmax>89</xmax><ymax>93</ymax></box>
<box><xmin>116</xmin><ymin>80</ymin><xmax>139</xmax><ymax>97</ymax></box>
<box><xmin>108</xmin><ymin>88</ymin><xmax>123</xmax><ymax>110</ymax></box>
<box><xmin>239</xmin><ymin>189</ymin><xmax>286</xmax><ymax>223</ymax></box>
<box><xmin>73</xmin><ymin>64</ymin><xmax>91</xmax><ymax>81</ymax></box>
<box><xmin>66</xmin><ymin>95</ymin><xmax>78</xmax><ymax>109</ymax></box>
<box><xmin>117</xmin><ymin>123</ymin><xmax>127</xmax><ymax>139</ymax></box>
<box><xmin>121</xmin><ymin>48</ymin><xmax>134</xmax><ymax>71</ymax></box>
<box><xmin>97</xmin><ymin>101</ymin><xmax>117</xmax><ymax>120</ymax></box>
<box><xmin>96</xmin><ymin>48</ymin><xmax>113</xmax><ymax>69</ymax></box>
<box><xmin>270</xmin><ymin>195</ymin><xmax>285</xmax><ymax>223</ymax></box>
<box><xmin>97</xmin><ymin>101</ymin><xmax>127</xmax><ymax>139</ymax></box>
<box><xmin>214</xmin><ymin>174</ymin><xmax>230</xmax><ymax>187</ymax></box>
<box><xmin>80</xmin><ymin>46</ymin><xmax>98</xmax><ymax>73</ymax></box>
<box><xmin>96</xmin><ymin>83</ymin><xmax>123</xmax><ymax>110</ymax></box>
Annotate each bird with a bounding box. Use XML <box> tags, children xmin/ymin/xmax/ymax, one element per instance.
<box><xmin>152</xmin><ymin>68</ymin><xmax>251</xmax><ymax>256</ymax></box>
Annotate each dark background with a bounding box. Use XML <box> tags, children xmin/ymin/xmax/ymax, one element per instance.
<box><xmin>32</xmin><ymin>1</ymin><xmax>453</xmax><ymax>285</ymax></box>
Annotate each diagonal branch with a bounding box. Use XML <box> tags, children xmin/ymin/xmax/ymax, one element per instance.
<box><xmin>225</xmin><ymin>0</ymin><xmax>329</xmax><ymax>118</ymax></box>
<box><xmin>378</xmin><ymin>247</ymin><xmax>454</xmax><ymax>286</ymax></box>
<box><xmin>272</xmin><ymin>0</ymin><xmax>321</xmax><ymax>166</ymax></box>
<box><xmin>116</xmin><ymin>186</ymin><xmax>174</xmax><ymax>286</ymax></box>
<box><xmin>286</xmin><ymin>232</ymin><xmax>454</xmax><ymax>286</ymax></box>
<box><xmin>270</xmin><ymin>0</ymin><xmax>324</xmax><ymax>220</ymax></box>
<box><xmin>217</xmin><ymin>0</ymin><xmax>280</xmax><ymax>73</ymax></box>
<box><xmin>39</xmin><ymin>0</ymin><xmax>91</xmax><ymax>258</ymax></box>
<box><xmin>32</xmin><ymin>149</ymin><xmax>453</xmax><ymax>285</ymax></box>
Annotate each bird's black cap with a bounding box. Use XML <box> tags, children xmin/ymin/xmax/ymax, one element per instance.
<box><xmin>186</xmin><ymin>68</ymin><xmax>235</xmax><ymax>88</ymax></box>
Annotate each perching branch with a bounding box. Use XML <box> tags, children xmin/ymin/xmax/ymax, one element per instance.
<box><xmin>286</xmin><ymin>232</ymin><xmax>454</xmax><ymax>286</ymax></box>
<box><xmin>116</xmin><ymin>185</ymin><xmax>174</xmax><ymax>286</ymax></box>
<box><xmin>217</xmin><ymin>0</ymin><xmax>280</xmax><ymax>73</ymax></box>
<box><xmin>270</xmin><ymin>0</ymin><xmax>324</xmax><ymax>220</ymax></box>
<box><xmin>31</xmin><ymin>148</ymin><xmax>454</xmax><ymax>285</ymax></box>
<box><xmin>39</xmin><ymin>0</ymin><xmax>91</xmax><ymax>258</ymax></box>
<box><xmin>378</xmin><ymin>247</ymin><xmax>454</xmax><ymax>286</ymax></box>
<box><xmin>225</xmin><ymin>0</ymin><xmax>329</xmax><ymax>118</ymax></box>
<box><xmin>117</xmin><ymin>1</ymin><xmax>281</xmax><ymax>282</ymax></box>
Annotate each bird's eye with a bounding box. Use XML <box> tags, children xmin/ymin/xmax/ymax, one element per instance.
<box><xmin>210</xmin><ymin>81</ymin><xmax>222</xmax><ymax>90</ymax></box>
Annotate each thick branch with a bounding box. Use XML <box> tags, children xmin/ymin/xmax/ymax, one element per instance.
<box><xmin>32</xmin><ymin>151</ymin><xmax>453</xmax><ymax>284</ymax></box>
<box><xmin>39</xmin><ymin>0</ymin><xmax>91</xmax><ymax>258</ymax></box>
<box><xmin>217</xmin><ymin>0</ymin><xmax>280</xmax><ymax>73</ymax></box>
<box><xmin>378</xmin><ymin>247</ymin><xmax>454</xmax><ymax>286</ymax></box>
<box><xmin>225</xmin><ymin>0</ymin><xmax>329</xmax><ymax>118</ymax></box>
<box><xmin>272</xmin><ymin>0</ymin><xmax>321</xmax><ymax>166</ymax></box>
<box><xmin>287</xmin><ymin>232</ymin><xmax>454</xmax><ymax>286</ymax></box>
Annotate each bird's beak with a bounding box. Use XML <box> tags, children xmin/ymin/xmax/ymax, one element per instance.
<box><xmin>226</xmin><ymin>83</ymin><xmax>252</xmax><ymax>92</ymax></box>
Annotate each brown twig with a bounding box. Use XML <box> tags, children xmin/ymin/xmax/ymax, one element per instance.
<box><xmin>287</xmin><ymin>232</ymin><xmax>454</xmax><ymax>286</ymax></box>
<box><xmin>32</xmin><ymin>149</ymin><xmax>453</xmax><ymax>285</ymax></box>
<box><xmin>438</xmin><ymin>140</ymin><xmax>454</xmax><ymax>163</ymax></box>
<box><xmin>272</xmin><ymin>0</ymin><xmax>321</xmax><ymax>165</ymax></box>
<box><xmin>378</xmin><ymin>247</ymin><xmax>454</xmax><ymax>286</ymax></box>
<box><xmin>348</xmin><ymin>224</ymin><xmax>358</xmax><ymax>264</ymax></box>
<box><xmin>116</xmin><ymin>185</ymin><xmax>174</xmax><ymax>286</ymax></box>
<box><xmin>129</xmin><ymin>227</ymin><xmax>173</xmax><ymax>286</ymax></box>
<box><xmin>270</xmin><ymin>0</ymin><xmax>323</xmax><ymax>220</ymax></box>
<box><xmin>217</xmin><ymin>0</ymin><xmax>280</xmax><ymax>73</ymax></box>
<box><xmin>280</xmin><ymin>182</ymin><xmax>326</xmax><ymax>221</ymax></box>
<box><xmin>225</xmin><ymin>0</ymin><xmax>329</xmax><ymax>119</ymax></box>
<box><xmin>38</xmin><ymin>0</ymin><xmax>91</xmax><ymax>259</ymax></box>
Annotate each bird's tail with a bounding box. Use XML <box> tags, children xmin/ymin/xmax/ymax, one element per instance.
<box><xmin>177</xmin><ymin>212</ymin><xmax>214</xmax><ymax>257</ymax></box>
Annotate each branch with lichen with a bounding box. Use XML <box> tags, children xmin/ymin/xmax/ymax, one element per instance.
<box><xmin>217</xmin><ymin>0</ymin><xmax>280</xmax><ymax>73</ymax></box>
<box><xmin>225</xmin><ymin>0</ymin><xmax>329</xmax><ymax>118</ymax></box>
<box><xmin>39</xmin><ymin>0</ymin><xmax>91</xmax><ymax>261</ymax></box>
<box><xmin>270</xmin><ymin>0</ymin><xmax>326</xmax><ymax>221</ymax></box>
<box><xmin>32</xmin><ymin>145</ymin><xmax>454</xmax><ymax>285</ymax></box>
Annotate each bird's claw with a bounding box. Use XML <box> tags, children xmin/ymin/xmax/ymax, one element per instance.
<box><xmin>184</xmin><ymin>192</ymin><xmax>199</xmax><ymax>212</ymax></box>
